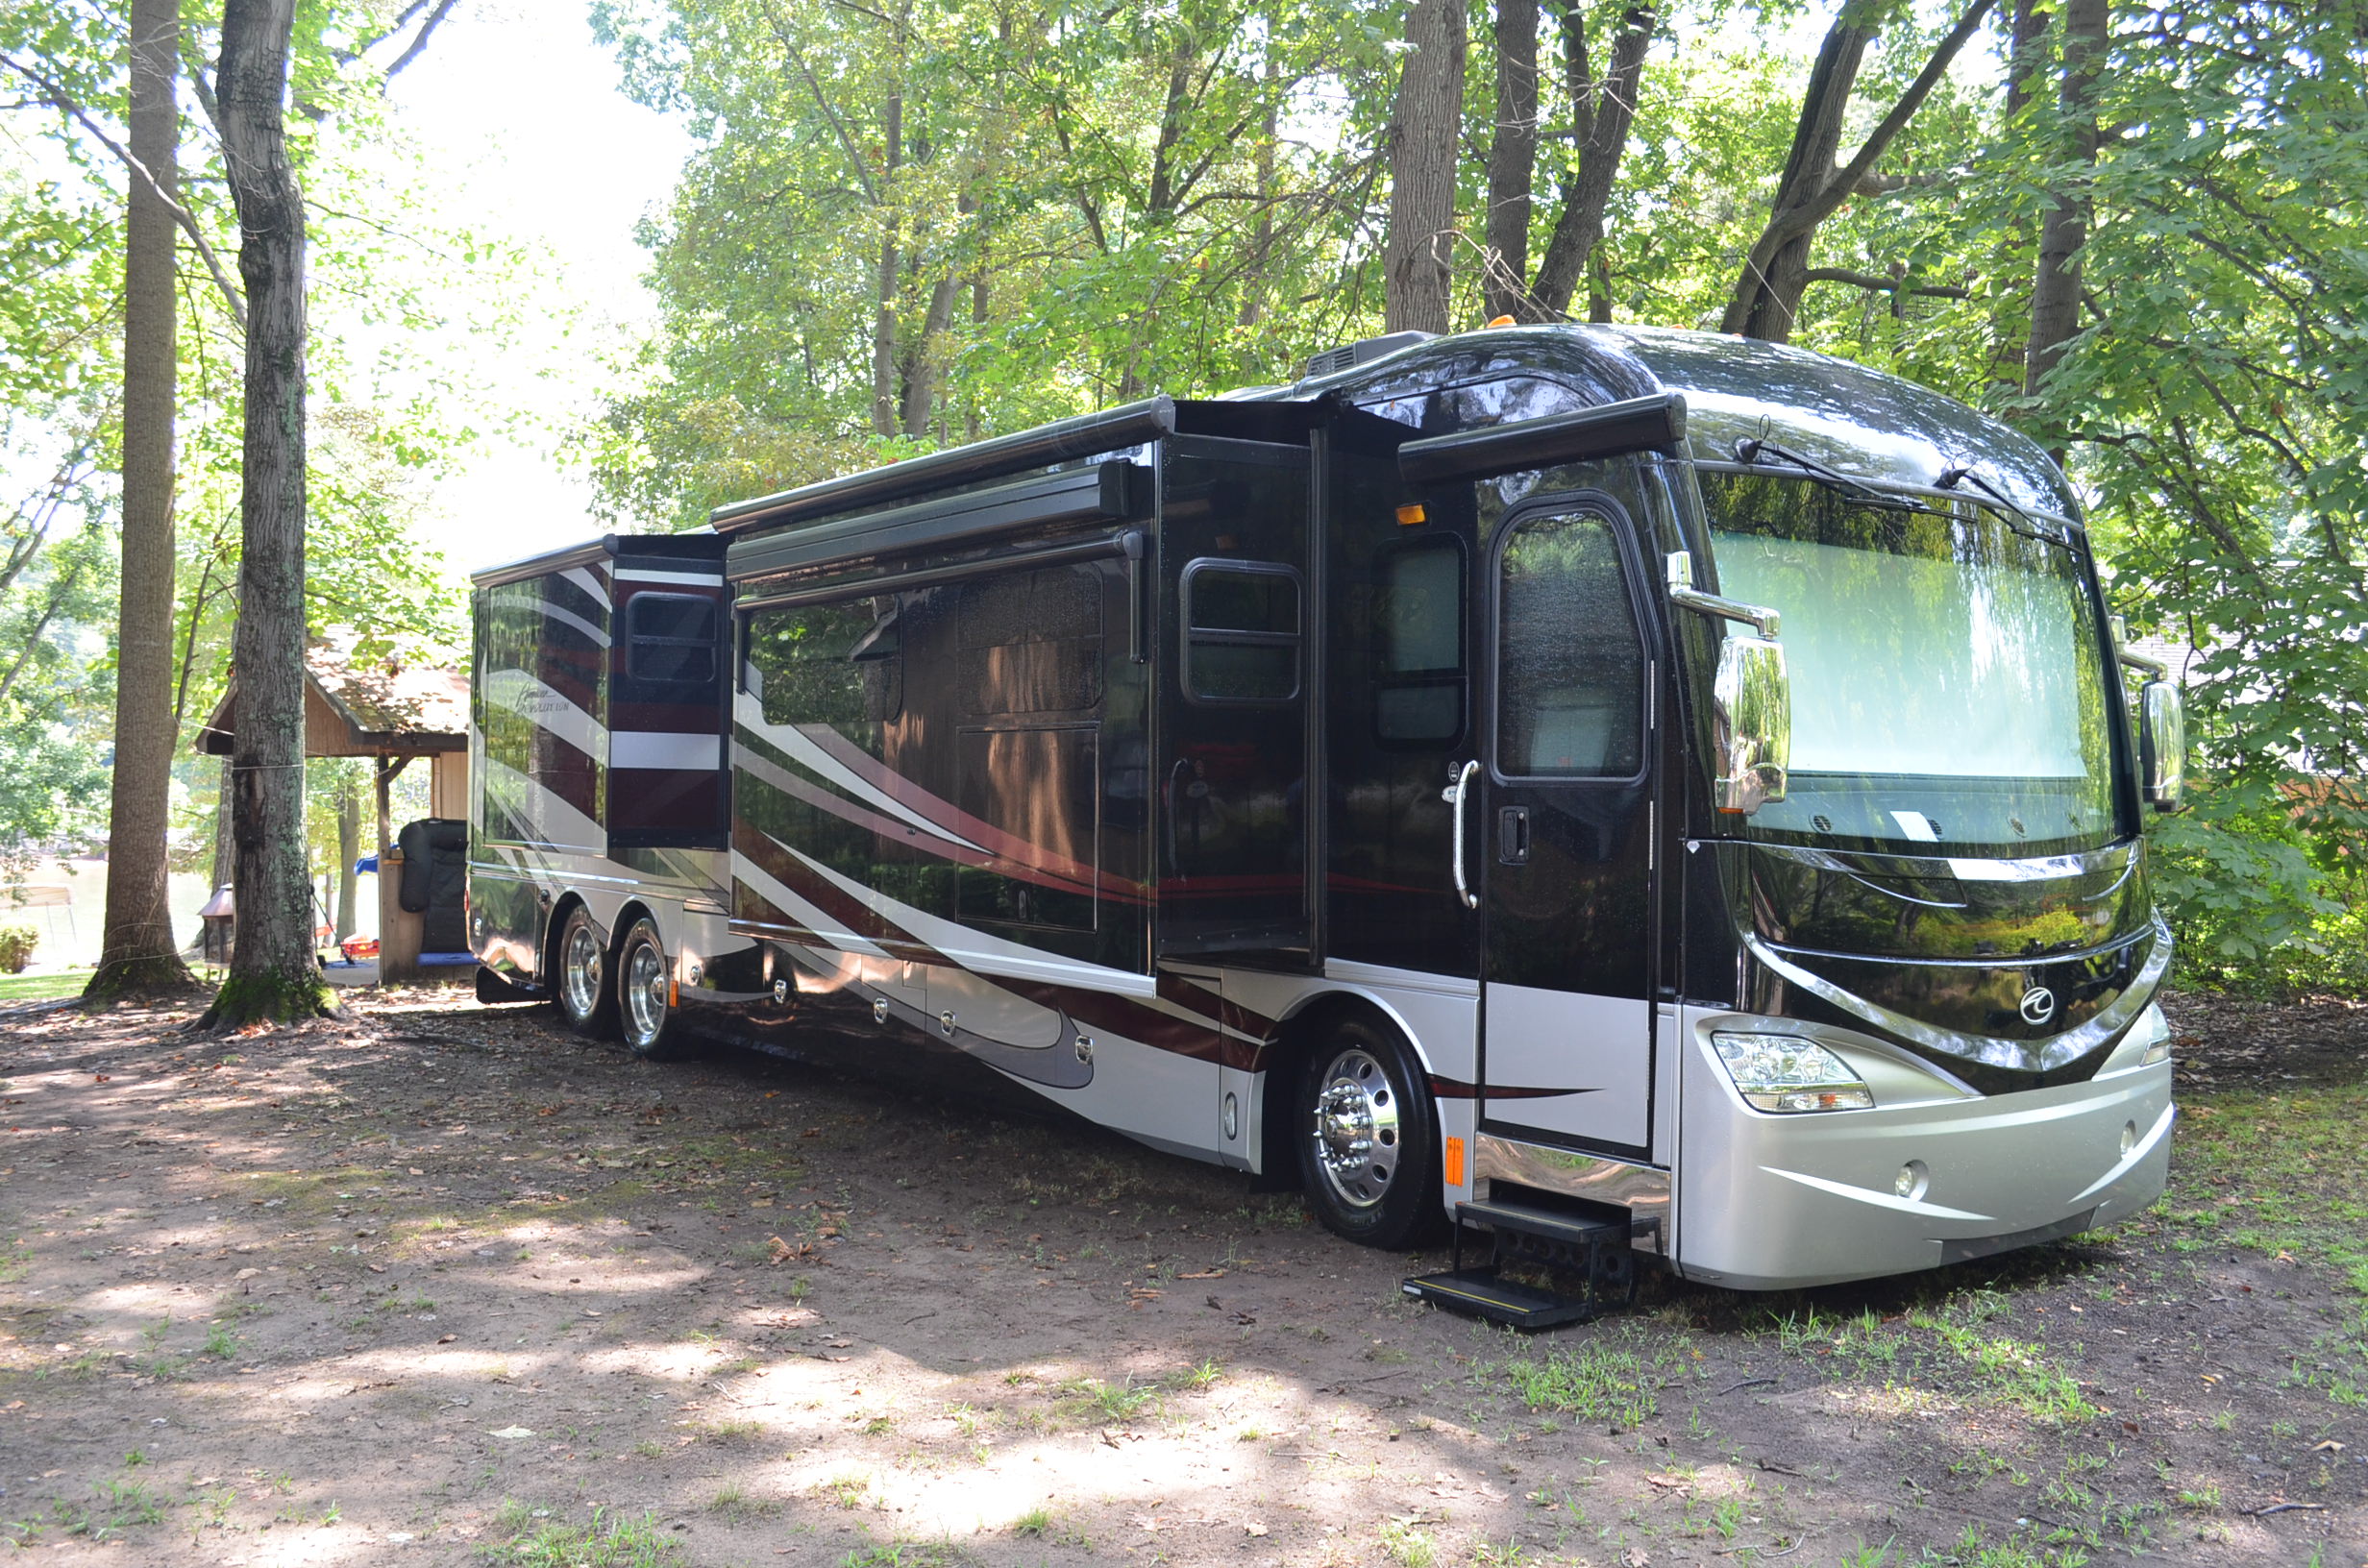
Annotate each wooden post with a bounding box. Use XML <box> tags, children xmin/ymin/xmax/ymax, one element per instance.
<box><xmin>376</xmin><ymin>755</ymin><xmax>421</xmax><ymax>985</ymax></box>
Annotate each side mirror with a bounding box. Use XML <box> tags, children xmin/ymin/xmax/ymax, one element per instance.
<box><xmin>1714</xmin><ymin>634</ymin><xmax>1790</xmax><ymax>814</ymax></box>
<box><xmin>2138</xmin><ymin>678</ymin><xmax>2185</xmax><ymax>812</ymax></box>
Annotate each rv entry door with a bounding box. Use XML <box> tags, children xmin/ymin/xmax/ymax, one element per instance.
<box><xmin>1478</xmin><ymin>498</ymin><xmax>1657</xmax><ymax>1161</ymax></box>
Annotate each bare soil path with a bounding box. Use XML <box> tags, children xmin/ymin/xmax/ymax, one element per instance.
<box><xmin>0</xmin><ymin>989</ymin><xmax>2361</xmax><ymax>1567</ymax></box>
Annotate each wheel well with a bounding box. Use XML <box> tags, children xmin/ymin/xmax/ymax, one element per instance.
<box><xmin>610</xmin><ymin>901</ymin><xmax>657</xmax><ymax>958</ymax></box>
<box><xmin>539</xmin><ymin>894</ymin><xmax>587</xmax><ymax>991</ymax></box>
<box><xmin>1254</xmin><ymin>992</ymin><xmax>1416</xmax><ymax>1190</ymax></box>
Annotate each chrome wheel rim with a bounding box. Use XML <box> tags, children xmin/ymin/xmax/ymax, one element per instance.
<box><xmin>624</xmin><ymin>939</ymin><xmax>667</xmax><ymax>1047</ymax></box>
<box><xmin>1310</xmin><ymin>1046</ymin><xmax>1400</xmax><ymax>1210</ymax></box>
<box><xmin>560</xmin><ymin>922</ymin><xmax>602</xmax><ymax>1020</ymax></box>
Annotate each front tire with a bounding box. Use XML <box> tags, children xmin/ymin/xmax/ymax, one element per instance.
<box><xmin>554</xmin><ymin>907</ymin><xmax>615</xmax><ymax>1039</ymax></box>
<box><xmin>1295</xmin><ymin>1017</ymin><xmax>1444</xmax><ymax>1249</ymax></box>
<box><xmin>616</xmin><ymin>918</ymin><xmax>686</xmax><ymax>1062</ymax></box>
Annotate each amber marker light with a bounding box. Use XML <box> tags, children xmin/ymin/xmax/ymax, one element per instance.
<box><xmin>1395</xmin><ymin>503</ymin><xmax>1427</xmax><ymax>527</ymax></box>
<box><xmin>1485</xmin><ymin>314</ymin><xmax>1517</xmax><ymax>328</ymax></box>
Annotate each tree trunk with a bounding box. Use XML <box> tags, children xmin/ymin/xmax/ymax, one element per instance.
<box><xmin>1383</xmin><ymin>0</ymin><xmax>1467</xmax><ymax>334</ymax></box>
<box><xmin>205</xmin><ymin>0</ymin><xmax>332</xmax><ymax>1027</ymax></box>
<box><xmin>2022</xmin><ymin>0</ymin><xmax>2104</xmax><ymax>457</ymax></box>
<box><xmin>899</xmin><ymin>272</ymin><xmax>956</xmax><ymax>438</ymax></box>
<box><xmin>1531</xmin><ymin>4</ymin><xmax>1653</xmax><ymax>319</ymax></box>
<box><xmin>1239</xmin><ymin>96</ymin><xmax>1279</xmax><ymax>329</ymax></box>
<box><xmin>1991</xmin><ymin>0</ymin><xmax>2053</xmax><ymax>393</ymax></box>
<box><xmin>1482</xmin><ymin>0</ymin><xmax>1539</xmax><ymax>321</ymax></box>
<box><xmin>88</xmin><ymin>0</ymin><xmax>196</xmax><ymax>1000</ymax></box>
<box><xmin>872</xmin><ymin>92</ymin><xmax>902</xmax><ymax>438</ymax></box>
<box><xmin>333</xmin><ymin>771</ymin><xmax>358</xmax><ymax>942</ymax></box>
<box><xmin>1720</xmin><ymin>0</ymin><xmax>1997</xmax><ymax>343</ymax></box>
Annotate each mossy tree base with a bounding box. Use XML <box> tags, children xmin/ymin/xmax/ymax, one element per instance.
<box><xmin>82</xmin><ymin>955</ymin><xmax>204</xmax><ymax>1003</ymax></box>
<box><xmin>195</xmin><ymin>968</ymin><xmax>341</xmax><ymax>1030</ymax></box>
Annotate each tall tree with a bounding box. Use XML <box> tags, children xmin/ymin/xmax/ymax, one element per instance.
<box><xmin>2019</xmin><ymin>0</ymin><xmax>2103</xmax><ymax>456</ymax></box>
<box><xmin>1530</xmin><ymin>3</ymin><xmax>1653</xmax><ymax>320</ymax></box>
<box><xmin>87</xmin><ymin>0</ymin><xmax>197</xmax><ymax>998</ymax></box>
<box><xmin>1720</xmin><ymin>0</ymin><xmax>1997</xmax><ymax>342</ymax></box>
<box><xmin>1481</xmin><ymin>0</ymin><xmax>1538</xmax><ymax>322</ymax></box>
<box><xmin>204</xmin><ymin>0</ymin><xmax>329</xmax><ymax>1026</ymax></box>
<box><xmin>1383</xmin><ymin>0</ymin><xmax>1467</xmax><ymax>332</ymax></box>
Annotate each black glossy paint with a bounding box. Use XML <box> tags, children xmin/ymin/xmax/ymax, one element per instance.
<box><xmin>1156</xmin><ymin>434</ymin><xmax>1314</xmax><ymax>966</ymax></box>
<box><xmin>1472</xmin><ymin>472</ymin><xmax>1662</xmax><ymax>1154</ymax></box>
<box><xmin>1320</xmin><ymin>413</ymin><xmax>1482</xmax><ymax>977</ymax></box>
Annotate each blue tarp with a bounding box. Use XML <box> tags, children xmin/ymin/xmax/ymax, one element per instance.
<box><xmin>354</xmin><ymin>852</ymin><xmax>379</xmax><ymax>874</ymax></box>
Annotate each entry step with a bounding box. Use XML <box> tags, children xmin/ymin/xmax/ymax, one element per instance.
<box><xmin>1456</xmin><ymin>1196</ymin><xmax>1631</xmax><ymax>1248</ymax></box>
<box><xmin>1401</xmin><ymin>1197</ymin><xmax>1649</xmax><ymax>1332</ymax></box>
<box><xmin>1401</xmin><ymin>1266</ymin><xmax>1601</xmax><ymax>1330</ymax></box>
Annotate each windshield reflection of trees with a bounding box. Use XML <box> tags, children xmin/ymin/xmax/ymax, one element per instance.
<box><xmin>1701</xmin><ymin>472</ymin><xmax>2119</xmax><ymax>857</ymax></box>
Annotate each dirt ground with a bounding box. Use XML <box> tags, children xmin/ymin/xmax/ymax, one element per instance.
<box><xmin>1</xmin><ymin>986</ymin><xmax>2361</xmax><ymax>1568</ymax></box>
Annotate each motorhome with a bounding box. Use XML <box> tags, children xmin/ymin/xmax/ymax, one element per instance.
<box><xmin>469</xmin><ymin>324</ymin><xmax>2183</xmax><ymax>1326</ymax></box>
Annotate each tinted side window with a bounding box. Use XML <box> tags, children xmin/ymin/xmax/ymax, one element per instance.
<box><xmin>1374</xmin><ymin>538</ymin><xmax>1465</xmax><ymax>746</ymax></box>
<box><xmin>627</xmin><ymin>593</ymin><xmax>718</xmax><ymax>685</ymax></box>
<box><xmin>1182</xmin><ymin>559</ymin><xmax>1301</xmax><ymax>704</ymax></box>
<box><xmin>745</xmin><ymin>597</ymin><xmax>902</xmax><ymax>727</ymax></box>
<box><xmin>1496</xmin><ymin>514</ymin><xmax>1643</xmax><ymax>778</ymax></box>
<box><xmin>957</xmin><ymin>564</ymin><xmax>1103</xmax><ymax>716</ymax></box>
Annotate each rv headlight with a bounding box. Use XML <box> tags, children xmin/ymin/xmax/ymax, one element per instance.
<box><xmin>1711</xmin><ymin>1032</ymin><xmax>1874</xmax><ymax>1114</ymax></box>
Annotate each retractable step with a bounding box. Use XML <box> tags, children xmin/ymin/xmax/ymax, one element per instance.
<box><xmin>1402</xmin><ymin>1198</ymin><xmax>1653</xmax><ymax>1331</ymax></box>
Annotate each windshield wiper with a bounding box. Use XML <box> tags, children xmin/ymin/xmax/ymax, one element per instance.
<box><xmin>1935</xmin><ymin>465</ymin><xmax>2071</xmax><ymax>549</ymax></box>
<box><xmin>1732</xmin><ymin>437</ymin><xmax>1930</xmax><ymax>514</ymax></box>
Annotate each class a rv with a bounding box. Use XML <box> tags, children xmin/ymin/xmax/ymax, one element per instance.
<box><xmin>468</xmin><ymin>324</ymin><xmax>2185</xmax><ymax>1326</ymax></box>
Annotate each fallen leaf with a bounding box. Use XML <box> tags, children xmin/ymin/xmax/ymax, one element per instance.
<box><xmin>488</xmin><ymin>1427</ymin><xmax>535</xmax><ymax>1439</ymax></box>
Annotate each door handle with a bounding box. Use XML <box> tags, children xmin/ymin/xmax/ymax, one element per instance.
<box><xmin>1498</xmin><ymin>804</ymin><xmax>1530</xmax><ymax>864</ymax></box>
<box><xmin>1442</xmin><ymin>759</ymin><xmax>1479</xmax><ymax>909</ymax></box>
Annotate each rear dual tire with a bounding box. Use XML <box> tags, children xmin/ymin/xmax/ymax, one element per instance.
<box><xmin>555</xmin><ymin>908</ymin><xmax>615</xmax><ymax>1040</ymax></box>
<box><xmin>553</xmin><ymin>909</ymin><xmax>686</xmax><ymax>1062</ymax></box>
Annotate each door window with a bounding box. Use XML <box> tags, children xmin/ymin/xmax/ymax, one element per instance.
<box><xmin>1496</xmin><ymin>514</ymin><xmax>1644</xmax><ymax>779</ymax></box>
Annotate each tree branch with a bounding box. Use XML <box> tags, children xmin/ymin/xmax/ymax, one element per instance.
<box><xmin>382</xmin><ymin>0</ymin><xmax>458</xmax><ymax>79</ymax></box>
<box><xmin>0</xmin><ymin>51</ymin><xmax>246</xmax><ymax>330</ymax></box>
<box><xmin>1803</xmin><ymin>265</ymin><xmax>1968</xmax><ymax>299</ymax></box>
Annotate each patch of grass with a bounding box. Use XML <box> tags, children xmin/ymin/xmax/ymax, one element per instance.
<box><xmin>0</xmin><ymin>969</ymin><xmax>92</xmax><ymax>1002</ymax></box>
<box><xmin>839</xmin><ymin>1543</ymin><xmax>968</xmax><ymax>1567</ymax></box>
<box><xmin>705</xmin><ymin>1482</ymin><xmax>778</xmax><ymax>1521</ymax></box>
<box><xmin>481</xmin><ymin>1502</ymin><xmax>678</xmax><ymax>1567</ymax></box>
<box><xmin>1055</xmin><ymin>1375</ymin><xmax>1160</xmax><ymax>1423</ymax></box>
<box><xmin>1378</xmin><ymin>1518</ymin><xmax>1438</xmax><ymax>1566</ymax></box>
<box><xmin>1924</xmin><ymin>1318</ymin><xmax>2096</xmax><ymax>1425</ymax></box>
<box><xmin>1166</xmin><ymin>1357</ymin><xmax>1223</xmax><ymax>1389</ymax></box>
<box><xmin>687</xmin><ymin>1418</ymin><xmax>765</xmax><ymax>1443</ymax></box>
<box><xmin>1495</xmin><ymin>1342</ymin><xmax>1658</xmax><ymax>1429</ymax></box>
<box><xmin>1009</xmin><ymin>1506</ymin><xmax>1052</xmax><ymax>1537</ymax></box>
<box><xmin>2165</xmin><ymin>1077</ymin><xmax>2368</xmax><ymax>1404</ymax></box>
<box><xmin>819</xmin><ymin>1473</ymin><xmax>872</xmax><ymax>1509</ymax></box>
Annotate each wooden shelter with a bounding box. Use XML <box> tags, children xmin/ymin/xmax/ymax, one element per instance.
<box><xmin>194</xmin><ymin>644</ymin><xmax>470</xmax><ymax>983</ymax></box>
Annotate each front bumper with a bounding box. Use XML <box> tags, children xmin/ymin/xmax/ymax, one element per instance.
<box><xmin>1674</xmin><ymin>1014</ymin><xmax>2174</xmax><ymax>1290</ymax></box>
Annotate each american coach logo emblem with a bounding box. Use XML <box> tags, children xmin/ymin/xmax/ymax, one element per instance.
<box><xmin>2019</xmin><ymin>987</ymin><xmax>2058</xmax><ymax>1026</ymax></box>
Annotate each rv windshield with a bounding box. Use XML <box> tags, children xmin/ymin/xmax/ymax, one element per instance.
<box><xmin>1699</xmin><ymin>469</ymin><xmax>2123</xmax><ymax>858</ymax></box>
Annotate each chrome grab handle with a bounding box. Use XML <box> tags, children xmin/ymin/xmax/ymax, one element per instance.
<box><xmin>1442</xmin><ymin>759</ymin><xmax>1479</xmax><ymax>910</ymax></box>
